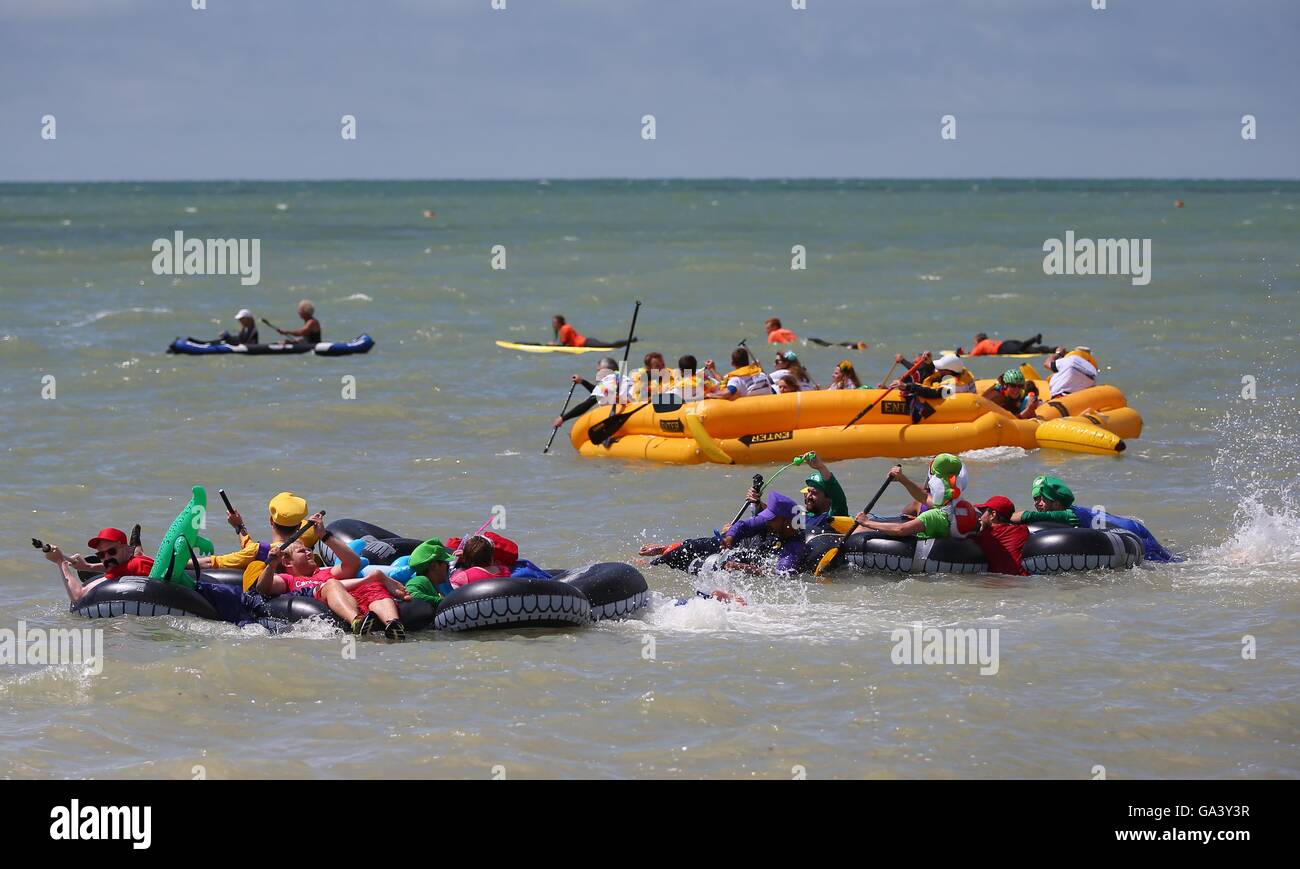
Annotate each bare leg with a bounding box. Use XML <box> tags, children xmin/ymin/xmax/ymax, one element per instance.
<box><xmin>368</xmin><ymin>598</ymin><xmax>400</xmax><ymax>624</ymax></box>
<box><xmin>319</xmin><ymin>579</ymin><xmax>360</xmax><ymax>622</ymax></box>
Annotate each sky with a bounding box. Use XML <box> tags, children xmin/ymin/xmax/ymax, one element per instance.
<box><xmin>1</xmin><ymin>0</ymin><xmax>1297</xmax><ymax>181</ymax></box>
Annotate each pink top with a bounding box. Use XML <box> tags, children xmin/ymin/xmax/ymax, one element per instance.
<box><xmin>449</xmin><ymin>564</ymin><xmax>511</xmax><ymax>589</ymax></box>
<box><xmin>277</xmin><ymin>566</ymin><xmax>334</xmax><ymax>594</ymax></box>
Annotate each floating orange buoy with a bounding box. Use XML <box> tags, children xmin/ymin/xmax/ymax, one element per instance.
<box><xmin>1174</xmin><ymin>199</ymin><xmax>1184</xmax><ymax>208</ymax></box>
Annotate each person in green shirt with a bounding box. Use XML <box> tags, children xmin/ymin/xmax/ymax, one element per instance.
<box><xmin>404</xmin><ymin>538</ymin><xmax>455</xmax><ymax>604</ymax></box>
<box><xmin>741</xmin><ymin>454</ymin><xmax>848</xmax><ymax>532</ymax></box>
<box><xmin>1010</xmin><ymin>475</ymin><xmax>1080</xmax><ymax>526</ymax></box>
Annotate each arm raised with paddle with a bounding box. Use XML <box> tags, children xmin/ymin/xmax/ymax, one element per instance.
<box><xmin>842</xmin><ymin>353</ymin><xmax>929</xmax><ymax>429</ymax></box>
<box><xmin>812</xmin><ymin>475</ymin><xmax>893</xmax><ymax>578</ymax></box>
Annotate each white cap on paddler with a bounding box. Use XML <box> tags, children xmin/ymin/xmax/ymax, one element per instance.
<box><xmin>236</xmin><ymin>308</ymin><xmax>254</xmax><ymax>321</ymax></box>
<box><xmin>934</xmin><ymin>353</ymin><xmax>965</xmax><ymax>373</ymax></box>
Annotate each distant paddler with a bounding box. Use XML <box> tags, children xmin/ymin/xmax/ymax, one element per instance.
<box><xmin>962</xmin><ymin>332</ymin><xmax>1053</xmax><ymax>356</ymax></box>
<box><xmin>265</xmin><ymin>300</ymin><xmax>321</xmax><ymax>345</ymax></box>
<box><xmin>551</xmin><ymin>315</ymin><xmax>635</xmax><ymax>349</ymax></box>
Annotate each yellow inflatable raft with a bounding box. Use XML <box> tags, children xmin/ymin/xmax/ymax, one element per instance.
<box><xmin>569</xmin><ymin>381</ymin><xmax>1142</xmax><ymax>464</ymax></box>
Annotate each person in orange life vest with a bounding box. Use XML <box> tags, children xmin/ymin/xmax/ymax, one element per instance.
<box><xmin>765</xmin><ymin>317</ymin><xmax>798</xmax><ymax>344</ymax></box>
<box><xmin>972</xmin><ymin>496</ymin><xmax>1029</xmax><ymax>576</ymax></box>
<box><xmin>963</xmin><ymin>332</ymin><xmax>1052</xmax><ymax>356</ymax></box>
<box><xmin>43</xmin><ymin>527</ymin><xmax>153</xmax><ymax>606</ymax></box>
<box><xmin>550</xmin><ymin>315</ymin><xmax>632</xmax><ymax>349</ymax></box>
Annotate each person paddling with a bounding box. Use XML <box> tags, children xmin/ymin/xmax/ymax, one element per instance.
<box><xmin>707</xmin><ymin>346</ymin><xmax>775</xmax><ymax>400</ymax></box>
<box><xmin>254</xmin><ymin>513</ymin><xmax>409</xmax><ymax>640</ymax></box>
<box><xmin>964</xmin><ymin>332</ymin><xmax>1052</xmax><ymax>356</ymax></box>
<box><xmin>551</xmin><ymin>357</ymin><xmax>630</xmax><ymax>429</ymax></box>
<box><xmin>982</xmin><ymin>368</ymin><xmax>1041</xmax><ymax>419</ymax></box>
<box><xmin>275</xmin><ymin>300</ymin><xmax>322</xmax><ymax>345</ymax></box>
<box><xmin>550</xmin><ymin>315</ymin><xmax>633</xmax><ymax>349</ymax></box>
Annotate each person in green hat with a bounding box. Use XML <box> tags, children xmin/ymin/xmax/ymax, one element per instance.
<box><xmin>981</xmin><ymin>368</ymin><xmax>1041</xmax><ymax>419</ymax></box>
<box><xmin>1010</xmin><ymin>475</ymin><xmax>1081</xmax><ymax>526</ymax></box>
<box><xmin>737</xmin><ymin>453</ymin><xmax>847</xmax><ymax>533</ymax></box>
<box><xmin>404</xmin><ymin>538</ymin><xmax>456</xmax><ymax>604</ymax></box>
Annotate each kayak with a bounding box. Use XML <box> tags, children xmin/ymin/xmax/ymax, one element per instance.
<box><xmin>569</xmin><ymin>381</ymin><xmax>1142</xmax><ymax>464</ymax></box>
<box><xmin>167</xmin><ymin>334</ymin><xmax>375</xmax><ymax>356</ymax></box>
<box><xmin>495</xmin><ymin>340</ymin><xmax>619</xmax><ymax>354</ymax></box>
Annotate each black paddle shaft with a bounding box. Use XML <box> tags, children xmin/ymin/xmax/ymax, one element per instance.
<box><xmin>729</xmin><ymin>473</ymin><xmax>765</xmax><ymax>525</ymax></box>
<box><xmin>599</xmin><ymin>300</ymin><xmax>642</xmax><ymax>446</ymax></box>
<box><xmin>269</xmin><ymin>510</ymin><xmax>325</xmax><ymax>559</ymax></box>
<box><xmin>218</xmin><ymin>489</ymin><xmax>247</xmax><ymax>535</ymax></box>
<box><xmin>543</xmin><ymin>380</ymin><xmax>580</xmax><ymax>454</ymax></box>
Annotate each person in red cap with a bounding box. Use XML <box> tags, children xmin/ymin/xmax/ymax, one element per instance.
<box><xmin>42</xmin><ymin>526</ymin><xmax>154</xmax><ymax>605</ymax></box>
<box><xmin>973</xmin><ymin>496</ymin><xmax>1029</xmax><ymax>576</ymax></box>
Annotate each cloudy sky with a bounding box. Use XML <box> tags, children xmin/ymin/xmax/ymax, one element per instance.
<box><xmin>1</xmin><ymin>0</ymin><xmax>1296</xmax><ymax>180</ymax></box>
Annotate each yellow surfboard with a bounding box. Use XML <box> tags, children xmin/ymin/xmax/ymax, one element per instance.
<box><xmin>495</xmin><ymin>340</ymin><xmax>619</xmax><ymax>354</ymax></box>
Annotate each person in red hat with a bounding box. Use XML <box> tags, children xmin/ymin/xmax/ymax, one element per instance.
<box><xmin>972</xmin><ymin>496</ymin><xmax>1029</xmax><ymax>576</ymax></box>
<box><xmin>42</xmin><ymin>526</ymin><xmax>154</xmax><ymax>605</ymax></box>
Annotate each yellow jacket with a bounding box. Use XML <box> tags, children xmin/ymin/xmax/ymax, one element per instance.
<box><xmin>210</xmin><ymin>526</ymin><xmax>319</xmax><ymax>570</ymax></box>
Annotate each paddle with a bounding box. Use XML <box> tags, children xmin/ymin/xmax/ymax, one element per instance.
<box><xmin>875</xmin><ymin>359</ymin><xmax>899</xmax><ymax>389</ymax></box>
<box><xmin>842</xmin><ymin>354</ymin><xmax>928</xmax><ymax>429</ymax></box>
<box><xmin>218</xmin><ymin>489</ymin><xmax>247</xmax><ymax>535</ymax></box>
<box><xmin>586</xmin><ymin>301</ymin><xmax>643</xmax><ymax>445</ymax></box>
<box><xmin>244</xmin><ymin>510</ymin><xmax>325</xmax><ymax>590</ymax></box>
<box><xmin>598</xmin><ymin>301</ymin><xmax>642</xmax><ymax>445</ymax></box>
<box><xmin>543</xmin><ymin>380</ymin><xmax>580</xmax><ymax>454</ymax></box>
<box><xmin>728</xmin><ymin>474</ymin><xmax>766</xmax><ymax>526</ymax></box>
<box><xmin>586</xmin><ymin>401</ymin><xmax>649</xmax><ymax>445</ymax></box>
<box><xmin>812</xmin><ymin>476</ymin><xmax>893</xmax><ymax>577</ymax></box>
<box><xmin>260</xmin><ymin>317</ymin><xmax>284</xmax><ymax>334</ymax></box>
<box><xmin>808</xmin><ymin>338</ymin><xmax>869</xmax><ymax>350</ymax></box>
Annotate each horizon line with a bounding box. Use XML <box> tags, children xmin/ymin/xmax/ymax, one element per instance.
<box><xmin>2</xmin><ymin>175</ymin><xmax>1298</xmax><ymax>185</ymax></box>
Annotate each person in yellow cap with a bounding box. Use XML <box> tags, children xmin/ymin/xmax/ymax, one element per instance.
<box><xmin>197</xmin><ymin>491</ymin><xmax>319</xmax><ymax>571</ymax></box>
<box><xmin>1043</xmin><ymin>346</ymin><xmax>1098</xmax><ymax>398</ymax></box>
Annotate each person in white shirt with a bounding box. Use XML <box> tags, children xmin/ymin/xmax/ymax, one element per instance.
<box><xmin>552</xmin><ymin>357</ymin><xmax>631</xmax><ymax>429</ymax></box>
<box><xmin>1044</xmin><ymin>347</ymin><xmax>1099</xmax><ymax>397</ymax></box>
<box><xmin>771</xmin><ymin>350</ymin><xmax>819</xmax><ymax>391</ymax></box>
<box><xmin>706</xmin><ymin>346</ymin><xmax>775</xmax><ymax>400</ymax></box>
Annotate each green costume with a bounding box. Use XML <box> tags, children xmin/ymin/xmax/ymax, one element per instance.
<box><xmin>148</xmin><ymin>486</ymin><xmax>214</xmax><ymax>589</ymax></box>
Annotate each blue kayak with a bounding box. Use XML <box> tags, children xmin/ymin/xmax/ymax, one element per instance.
<box><xmin>167</xmin><ymin>334</ymin><xmax>375</xmax><ymax>356</ymax></box>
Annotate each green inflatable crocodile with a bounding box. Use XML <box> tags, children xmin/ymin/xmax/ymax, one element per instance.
<box><xmin>148</xmin><ymin>485</ymin><xmax>214</xmax><ymax>588</ymax></box>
